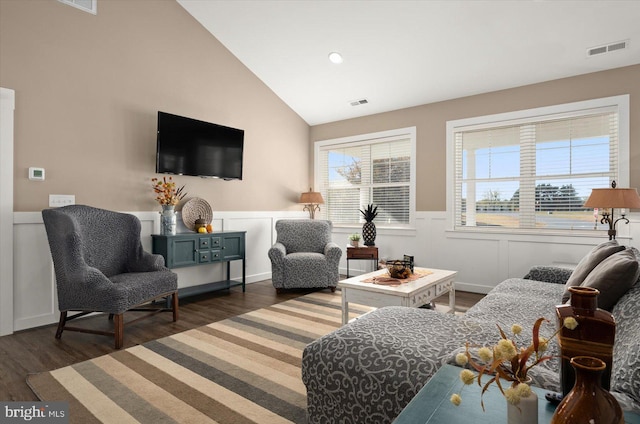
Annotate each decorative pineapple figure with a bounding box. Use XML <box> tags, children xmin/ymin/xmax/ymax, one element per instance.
<box><xmin>360</xmin><ymin>204</ymin><xmax>378</xmax><ymax>246</ymax></box>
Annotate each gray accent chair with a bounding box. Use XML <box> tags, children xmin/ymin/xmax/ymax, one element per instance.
<box><xmin>268</xmin><ymin>219</ymin><xmax>342</xmax><ymax>292</ymax></box>
<box><xmin>42</xmin><ymin>205</ymin><xmax>179</xmax><ymax>349</ymax></box>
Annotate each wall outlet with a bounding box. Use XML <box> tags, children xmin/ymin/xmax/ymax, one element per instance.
<box><xmin>49</xmin><ymin>194</ymin><xmax>75</xmax><ymax>207</ymax></box>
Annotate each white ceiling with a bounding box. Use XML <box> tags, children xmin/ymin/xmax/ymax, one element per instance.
<box><xmin>177</xmin><ymin>0</ymin><xmax>640</xmax><ymax>126</ymax></box>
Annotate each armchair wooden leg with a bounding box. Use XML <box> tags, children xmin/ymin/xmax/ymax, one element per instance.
<box><xmin>55</xmin><ymin>311</ymin><xmax>67</xmax><ymax>339</ymax></box>
<box><xmin>114</xmin><ymin>313</ymin><xmax>123</xmax><ymax>349</ymax></box>
<box><xmin>172</xmin><ymin>292</ymin><xmax>179</xmax><ymax>322</ymax></box>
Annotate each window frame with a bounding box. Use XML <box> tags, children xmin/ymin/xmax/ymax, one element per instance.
<box><xmin>314</xmin><ymin>126</ymin><xmax>417</xmax><ymax>230</ymax></box>
<box><xmin>446</xmin><ymin>95</ymin><xmax>630</xmax><ymax>235</ymax></box>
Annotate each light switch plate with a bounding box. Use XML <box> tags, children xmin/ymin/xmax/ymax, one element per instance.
<box><xmin>49</xmin><ymin>195</ymin><xmax>75</xmax><ymax>207</ymax></box>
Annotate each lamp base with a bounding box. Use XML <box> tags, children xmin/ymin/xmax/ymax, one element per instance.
<box><xmin>303</xmin><ymin>204</ymin><xmax>320</xmax><ymax>219</ymax></box>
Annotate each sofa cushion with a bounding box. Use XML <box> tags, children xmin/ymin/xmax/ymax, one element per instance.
<box><xmin>629</xmin><ymin>247</ymin><xmax>640</xmax><ymax>282</ymax></box>
<box><xmin>524</xmin><ymin>266</ymin><xmax>573</xmax><ymax>285</ymax></box>
<box><xmin>561</xmin><ymin>240</ymin><xmax>624</xmax><ymax>302</ymax></box>
<box><xmin>580</xmin><ymin>249</ymin><xmax>640</xmax><ymax>310</ymax></box>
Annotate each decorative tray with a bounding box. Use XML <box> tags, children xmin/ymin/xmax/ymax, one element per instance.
<box><xmin>181</xmin><ymin>197</ymin><xmax>212</xmax><ymax>231</ymax></box>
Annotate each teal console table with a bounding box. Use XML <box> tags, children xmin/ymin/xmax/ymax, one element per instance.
<box><xmin>152</xmin><ymin>231</ymin><xmax>246</xmax><ymax>297</ymax></box>
<box><xmin>393</xmin><ymin>364</ymin><xmax>640</xmax><ymax>424</ymax></box>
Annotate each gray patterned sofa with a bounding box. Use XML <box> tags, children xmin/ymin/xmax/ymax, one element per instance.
<box><xmin>302</xmin><ymin>243</ymin><xmax>640</xmax><ymax>423</ymax></box>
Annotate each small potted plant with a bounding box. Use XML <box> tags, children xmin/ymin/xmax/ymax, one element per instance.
<box><xmin>349</xmin><ymin>233</ymin><xmax>361</xmax><ymax>247</ymax></box>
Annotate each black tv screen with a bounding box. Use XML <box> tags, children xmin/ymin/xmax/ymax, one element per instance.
<box><xmin>156</xmin><ymin>111</ymin><xmax>244</xmax><ymax>180</ymax></box>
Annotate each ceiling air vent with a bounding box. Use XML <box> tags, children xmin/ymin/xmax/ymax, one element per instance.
<box><xmin>350</xmin><ymin>99</ymin><xmax>369</xmax><ymax>107</ymax></box>
<box><xmin>587</xmin><ymin>40</ymin><xmax>629</xmax><ymax>57</ymax></box>
<box><xmin>58</xmin><ymin>0</ymin><xmax>97</xmax><ymax>15</ymax></box>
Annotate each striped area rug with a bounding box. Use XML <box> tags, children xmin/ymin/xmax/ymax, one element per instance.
<box><xmin>26</xmin><ymin>291</ymin><xmax>372</xmax><ymax>424</ymax></box>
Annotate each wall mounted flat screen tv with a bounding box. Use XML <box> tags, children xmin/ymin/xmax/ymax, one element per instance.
<box><xmin>156</xmin><ymin>111</ymin><xmax>244</xmax><ymax>180</ymax></box>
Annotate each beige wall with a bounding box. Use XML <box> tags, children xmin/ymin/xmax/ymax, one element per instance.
<box><xmin>3</xmin><ymin>1</ymin><xmax>637</xmax><ymax>214</ymax></box>
<box><xmin>310</xmin><ymin>65</ymin><xmax>640</xmax><ymax>211</ymax></box>
<box><xmin>0</xmin><ymin>0</ymin><xmax>310</xmax><ymax>212</ymax></box>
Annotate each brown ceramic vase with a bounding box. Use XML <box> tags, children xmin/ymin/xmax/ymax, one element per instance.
<box><xmin>556</xmin><ymin>286</ymin><xmax>615</xmax><ymax>395</ymax></box>
<box><xmin>551</xmin><ymin>356</ymin><xmax>623</xmax><ymax>424</ymax></box>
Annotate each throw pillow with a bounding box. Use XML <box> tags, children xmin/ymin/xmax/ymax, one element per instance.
<box><xmin>561</xmin><ymin>240</ymin><xmax>624</xmax><ymax>303</ymax></box>
<box><xmin>580</xmin><ymin>249</ymin><xmax>640</xmax><ymax>311</ymax></box>
<box><xmin>629</xmin><ymin>247</ymin><xmax>640</xmax><ymax>283</ymax></box>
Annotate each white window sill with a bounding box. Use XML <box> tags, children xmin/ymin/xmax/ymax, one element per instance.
<box><xmin>333</xmin><ymin>224</ymin><xmax>417</xmax><ymax>237</ymax></box>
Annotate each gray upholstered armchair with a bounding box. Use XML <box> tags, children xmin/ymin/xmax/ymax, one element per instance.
<box><xmin>268</xmin><ymin>219</ymin><xmax>342</xmax><ymax>292</ymax></box>
<box><xmin>42</xmin><ymin>205</ymin><xmax>178</xmax><ymax>349</ymax></box>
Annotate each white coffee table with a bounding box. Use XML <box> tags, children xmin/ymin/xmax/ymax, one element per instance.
<box><xmin>338</xmin><ymin>267</ymin><xmax>457</xmax><ymax>324</ymax></box>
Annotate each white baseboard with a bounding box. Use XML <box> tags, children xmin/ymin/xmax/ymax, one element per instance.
<box><xmin>455</xmin><ymin>281</ymin><xmax>493</xmax><ymax>295</ymax></box>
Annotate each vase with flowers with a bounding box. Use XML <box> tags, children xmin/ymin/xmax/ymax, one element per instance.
<box><xmin>152</xmin><ymin>176</ymin><xmax>186</xmax><ymax>235</ymax></box>
<box><xmin>450</xmin><ymin>316</ymin><xmax>579</xmax><ymax>424</ymax></box>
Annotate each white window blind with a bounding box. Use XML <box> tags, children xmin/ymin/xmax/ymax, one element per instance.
<box><xmin>316</xmin><ymin>129</ymin><xmax>415</xmax><ymax>226</ymax></box>
<box><xmin>453</xmin><ymin>106</ymin><xmax>621</xmax><ymax>231</ymax></box>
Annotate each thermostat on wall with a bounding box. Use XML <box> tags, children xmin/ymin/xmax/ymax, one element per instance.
<box><xmin>29</xmin><ymin>167</ymin><xmax>45</xmax><ymax>181</ymax></box>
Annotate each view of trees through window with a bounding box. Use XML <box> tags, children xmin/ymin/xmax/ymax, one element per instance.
<box><xmin>474</xmin><ymin>184</ymin><xmax>584</xmax><ymax>212</ymax></box>
<box><xmin>319</xmin><ymin>136</ymin><xmax>413</xmax><ymax>226</ymax></box>
<box><xmin>453</xmin><ymin>106</ymin><xmax>621</xmax><ymax>231</ymax></box>
<box><xmin>464</xmin><ymin>182</ymin><xmax>598</xmax><ymax>229</ymax></box>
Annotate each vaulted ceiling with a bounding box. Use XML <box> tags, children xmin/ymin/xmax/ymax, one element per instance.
<box><xmin>178</xmin><ymin>0</ymin><xmax>640</xmax><ymax>125</ymax></box>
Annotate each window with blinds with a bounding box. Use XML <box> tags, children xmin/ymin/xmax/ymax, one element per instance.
<box><xmin>315</xmin><ymin>128</ymin><xmax>416</xmax><ymax>226</ymax></box>
<box><xmin>449</xmin><ymin>97</ymin><xmax>628</xmax><ymax>232</ymax></box>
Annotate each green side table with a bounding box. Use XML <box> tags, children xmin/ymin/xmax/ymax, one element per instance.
<box><xmin>393</xmin><ymin>364</ymin><xmax>640</xmax><ymax>424</ymax></box>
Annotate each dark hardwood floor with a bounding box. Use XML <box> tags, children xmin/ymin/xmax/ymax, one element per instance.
<box><xmin>0</xmin><ymin>280</ymin><xmax>484</xmax><ymax>401</ymax></box>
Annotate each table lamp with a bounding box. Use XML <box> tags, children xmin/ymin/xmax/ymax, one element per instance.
<box><xmin>299</xmin><ymin>188</ymin><xmax>324</xmax><ymax>219</ymax></box>
<box><xmin>583</xmin><ymin>181</ymin><xmax>640</xmax><ymax>240</ymax></box>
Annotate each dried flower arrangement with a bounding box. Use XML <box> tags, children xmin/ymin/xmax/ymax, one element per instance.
<box><xmin>451</xmin><ymin>316</ymin><xmax>579</xmax><ymax>409</ymax></box>
<box><xmin>151</xmin><ymin>176</ymin><xmax>186</xmax><ymax>206</ymax></box>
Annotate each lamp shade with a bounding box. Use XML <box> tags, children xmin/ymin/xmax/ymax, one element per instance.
<box><xmin>583</xmin><ymin>188</ymin><xmax>640</xmax><ymax>209</ymax></box>
<box><xmin>299</xmin><ymin>190</ymin><xmax>324</xmax><ymax>205</ymax></box>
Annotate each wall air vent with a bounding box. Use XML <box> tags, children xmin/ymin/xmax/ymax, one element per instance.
<box><xmin>350</xmin><ymin>99</ymin><xmax>369</xmax><ymax>107</ymax></box>
<box><xmin>587</xmin><ymin>40</ymin><xmax>629</xmax><ymax>57</ymax></box>
<box><xmin>58</xmin><ymin>0</ymin><xmax>97</xmax><ymax>15</ymax></box>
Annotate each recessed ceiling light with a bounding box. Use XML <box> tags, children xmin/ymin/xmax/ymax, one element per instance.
<box><xmin>328</xmin><ymin>52</ymin><xmax>343</xmax><ymax>64</ymax></box>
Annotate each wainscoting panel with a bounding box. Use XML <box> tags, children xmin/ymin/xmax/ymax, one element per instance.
<box><xmin>13</xmin><ymin>213</ymin><xmax>57</xmax><ymax>332</ymax></box>
<box><xmin>9</xmin><ymin>210</ymin><xmax>639</xmax><ymax>333</ymax></box>
<box><xmin>435</xmin><ymin>232</ymin><xmax>502</xmax><ymax>293</ymax></box>
<box><xmin>506</xmin><ymin>240</ymin><xmax>584</xmax><ymax>278</ymax></box>
<box><xmin>220</xmin><ymin>215</ymin><xmax>274</xmax><ymax>283</ymax></box>
<box><xmin>9</xmin><ymin>210</ymin><xmax>305</xmax><ymax>333</ymax></box>
<box><xmin>411</xmin><ymin>212</ymin><xmax>639</xmax><ymax>294</ymax></box>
